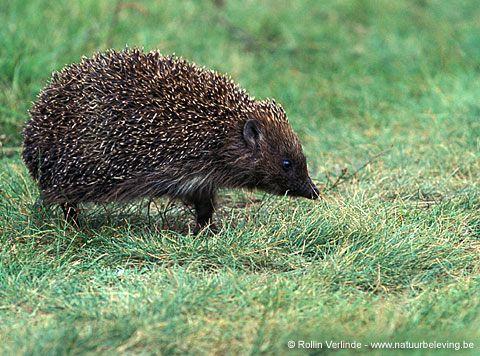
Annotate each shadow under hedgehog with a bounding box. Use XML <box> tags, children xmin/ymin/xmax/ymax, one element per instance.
<box><xmin>22</xmin><ymin>48</ymin><xmax>319</xmax><ymax>233</ymax></box>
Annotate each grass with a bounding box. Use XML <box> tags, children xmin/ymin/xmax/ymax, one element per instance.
<box><xmin>1</xmin><ymin>0</ymin><xmax>479</xmax><ymax>354</ymax></box>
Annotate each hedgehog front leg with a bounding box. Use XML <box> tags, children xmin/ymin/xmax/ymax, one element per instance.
<box><xmin>192</xmin><ymin>194</ymin><xmax>216</xmax><ymax>233</ymax></box>
<box><xmin>61</xmin><ymin>202</ymin><xmax>79</xmax><ymax>226</ymax></box>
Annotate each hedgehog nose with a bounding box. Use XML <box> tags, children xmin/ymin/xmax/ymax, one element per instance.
<box><xmin>307</xmin><ymin>178</ymin><xmax>320</xmax><ymax>199</ymax></box>
<box><xmin>310</xmin><ymin>184</ymin><xmax>320</xmax><ymax>200</ymax></box>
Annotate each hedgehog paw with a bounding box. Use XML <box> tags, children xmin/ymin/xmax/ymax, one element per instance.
<box><xmin>193</xmin><ymin>222</ymin><xmax>218</xmax><ymax>235</ymax></box>
<box><xmin>61</xmin><ymin>203</ymin><xmax>80</xmax><ymax>228</ymax></box>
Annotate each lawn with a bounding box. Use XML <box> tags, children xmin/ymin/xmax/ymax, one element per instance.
<box><xmin>0</xmin><ymin>0</ymin><xmax>479</xmax><ymax>354</ymax></box>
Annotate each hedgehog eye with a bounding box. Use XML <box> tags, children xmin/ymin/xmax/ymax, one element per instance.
<box><xmin>282</xmin><ymin>159</ymin><xmax>292</xmax><ymax>171</ymax></box>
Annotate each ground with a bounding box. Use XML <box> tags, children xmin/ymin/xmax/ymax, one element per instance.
<box><xmin>0</xmin><ymin>0</ymin><xmax>479</xmax><ymax>354</ymax></box>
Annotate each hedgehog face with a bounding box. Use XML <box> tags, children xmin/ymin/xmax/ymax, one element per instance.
<box><xmin>242</xmin><ymin>118</ymin><xmax>319</xmax><ymax>200</ymax></box>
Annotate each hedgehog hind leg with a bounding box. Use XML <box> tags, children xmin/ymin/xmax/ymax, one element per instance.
<box><xmin>33</xmin><ymin>196</ymin><xmax>45</xmax><ymax>211</ymax></box>
<box><xmin>61</xmin><ymin>202</ymin><xmax>80</xmax><ymax>227</ymax></box>
<box><xmin>191</xmin><ymin>193</ymin><xmax>217</xmax><ymax>234</ymax></box>
<box><xmin>31</xmin><ymin>194</ymin><xmax>52</xmax><ymax>220</ymax></box>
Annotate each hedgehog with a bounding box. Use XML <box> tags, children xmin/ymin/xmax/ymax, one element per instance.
<box><xmin>22</xmin><ymin>48</ymin><xmax>319</xmax><ymax>232</ymax></box>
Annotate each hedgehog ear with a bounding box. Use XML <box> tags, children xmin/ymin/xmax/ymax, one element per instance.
<box><xmin>243</xmin><ymin>119</ymin><xmax>262</xmax><ymax>149</ymax></box>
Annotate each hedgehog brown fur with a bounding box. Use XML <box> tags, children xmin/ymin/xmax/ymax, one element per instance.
<box><xmin>22</xmin><ymin>48</ymin><xmax>319</xmax><ymax>231</ymax></box>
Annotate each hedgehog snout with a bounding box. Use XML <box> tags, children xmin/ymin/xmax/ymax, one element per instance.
<box><xmin>309</xmin><ymin>180</ymin><xmax>320</xmax><ymax>200</ymax></box>
<box><xmin>301</xmin><ymin>177</ymin><xmax>320</xmax><ymax>200</ymax></box>
<box><xmin>289</xmin><ymin>177</ymin><xmax>319</xmax><ymax>200</ymax></box>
